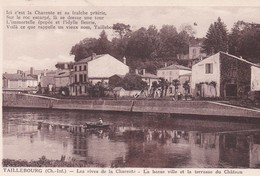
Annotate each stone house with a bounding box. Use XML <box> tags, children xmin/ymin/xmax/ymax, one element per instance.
<box><xmin>191</xmin><ymin>52</ymin><xmax>260</xmax><ymax>98</ymax></box>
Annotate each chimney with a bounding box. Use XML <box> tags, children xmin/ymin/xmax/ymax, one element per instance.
<box><xmin>17</xmin><ymin>70</ymin><xmax>21</xmax><ymax>74</ymax></box>
<box><xmin>30</xmin><ymin>67</ymin><xmax>34</xmax><ymax>75</ymax></box>
<box><xmin>22</xmin><ymin>72</ymin><xmax>26</xmax><ymax>77</ymax></box>
<box><xmin>165</xmin><ymin>62</ymin><xmax>167</xmax><ymax>67</ymax></box>
<box><xmin>143</xmin><ymin>69</ymin><xmax>146</xmax><ymax>75</ymax></box>
<box><xmin>135</xmin><ymin>69</ymin><xmax>139</xmax><ymax>74</ymax></box>
<box><xmin>123</xmin><ymin>56</ymin><xmax>126</xmax><ymax>64</ymax></box>
<box><xmin>64</xmin><ymin>63</ymin><xmax>68</xmax><ymax>69</ymax></box>
<box><xmin>91</xmin><ymin>53</ymin><xmax>96</xmax><ymax>60</ymax></box>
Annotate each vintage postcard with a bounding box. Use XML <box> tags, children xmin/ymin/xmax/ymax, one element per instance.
<box><xmin>1</xmin><ymin>0</ymin><xmax>260</xmax><ymax>176</ymax></box>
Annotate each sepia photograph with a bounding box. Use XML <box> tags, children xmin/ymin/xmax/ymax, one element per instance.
<box><xmin>1</xmin><ymin>1</ymin><xmax>260</xmax><ymax>175</ymax></box>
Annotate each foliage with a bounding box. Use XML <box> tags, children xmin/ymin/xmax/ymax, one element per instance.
<box><xmin>2</xmin><ymin>156</ymin><xmax>86</xmax><ymax>167</ymax></box>
<box><xmin>228</xmin><ymin>21</ymin><xmax>260</xmax><ymax>63</ymax></box>
<box><xmin>172</xmin><ymin>79</ymin><xmax>181</xmax><ymax>100</ymax></box>
<box><xmin>203</xmin><ymin>17</ymin><xmax>228</xmax><ymax>54</ymax></box>
<box><xmin>112</xmin><ymin>23</ymin><xmax>132</xmax><ymax>39</ymax></box>
<box><xmin>120</xmin><ymin>73</ymin><xmax>148</xmax><ymax>90</ymax></box>
<box><xmin>125</xmin><ymin>26</ymin><xmax>159</xmax><ymax>60</ymax></box>
<box><xmin>70</xmin><ymin>38</ymin><xmax>98</xmax><ymax>62</ymax></box>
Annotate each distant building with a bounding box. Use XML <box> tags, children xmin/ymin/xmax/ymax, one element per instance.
<box><xmin>71</xmin><ymin>53</ymin><xmax>129</xmax><ymax>96</ymax></box>
<box><xmin>157</xmin><ymin>64</ymin><xmax>191</xmax><ymax>82</ymax></box>
<box><xmin>157</xmin><ymin>64</ymin><xmax>192</xmax><ymax>96</ymax></box>
<box><xmin>113</xmin><ymin>87</ymin><xmax>126</xmax><ymax>97</ymax></box>
<box><xmin>139</xmin><ymin>69</ymin><xmax>159</xmax><ymax>88</ymax></box>
<box><xmin>191</xmin><ymin>52</ymin><xmax>260</xmax><ymax>98</ymax></box>
<box><xmin>40</xmin><ymin>70</ymin><xmax>71</xmax><ymax>94</ymax></box>
<box><xmin>2</xmin><ymin>71</ymin><xmax>37</xmax><ymax>93</ymax></box>
<box><xmin>108</xmin><ymin>74</ymin><xmax>125</xmax><ymax>88</ymax></box>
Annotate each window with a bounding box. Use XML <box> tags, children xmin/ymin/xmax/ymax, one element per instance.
<box><xmin>79</xmin><ymin>86</ymin><xmax>82</xmax><ymax>94</ymax></box>
<box><xmin>74</xmin><ymin>66</ymin><xmax>77</xmax><ymax>71</ymax></box>
<box><xmin>79</xmin><ymin>66</ymin><xmax>82</xmax><ymax>71</ymax></box>
<box><xmin>85</xmin><ymin>86</ymin><xmax>87</xmax><ymax>93</ymax></box>
<box><xmin>79</xmin><ymin>74</ymin><xmax>83</xmax><ymax>83</ymax></box>
<box><xmin>205</xmin><ymin>63</ymin><xmax>213</xmax><ymax>74</ymax></box>
<box><xmin>169</xmin><ymin>87</ymin><xmax>173</xmax><ymax>94</ymax></box>
<box><xmin>84</xmin><ymin>65</ymin><xmax>87</xmax><ymax>71</ymax></box>
<box><xmin>74</xmin><ymin>75</ymin><xmax>77</xmax><ymax>83</ymax></box>
<box><xmin>84</xmin><ymin>74</ymin><xmax>87</xmax><ymax>82</ymax></box>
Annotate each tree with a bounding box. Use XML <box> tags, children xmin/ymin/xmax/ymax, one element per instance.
<box><xmin>70</xmin><ymin>38</ymin><xmax>98</xmax><ymax>62</ymax></box>
<box><xmin>93</xmin><ymin>81</ymin><xmax>108</xmax><ymax>98</ymax></box>
<box><xmin>172</xmin><ymin>79</ymin><xmax>180</xmax><ymax>100</ymax></box>
<box><xmin>125</xmin><ymin>26</ymin><xmax>159</xmax><ymax>60</ymax></box>
<box><xmin>151</xmin><ymin>81</ymin><xmax>159</xmax><ymax>98</ymax></box>
<box><xmin>158</xmin><ymin>25</ymin><xmax>178</xmax><ymax>57</ymax></box>
<box><xmin>183</xmin><ymin>80</ymin><xmax>190</xmax><ymax>100</ymax></box>
<box><xmin>174</xmin><ymin>31</ymin><xmax>190</xmax><ymax>55</ymax></box>
<box><xmin>120</xmin><ymin>73</ymin><xmax>147</xmax><ymax>90</ymax></box>
<box><xmin>179</xmin><ymin>23</ymin><xmax>196</xmax><ymax>37</ymax></box>
<box><xmin>112</xmin><ymin>23</ymin><xmax>132</xmax><ymax>39</ymax></box>
<box><xmin>229</xmin><ymin>21</ymin><xmax>260</xmax><ymax>63</ymax></box>
<box><xmin>158</xmin><ymin>77</ymin><xmax>168</xmax><ymax>98</ymax></box>
<box><xmin>203</xmin><ymin>17</ymin><xmax>228</xmax><ymax>55</ymax></box>
<box><xmin>96</xmin><ymin>30</ymin><xmax>111</xmax><ymax>54</ymax></box>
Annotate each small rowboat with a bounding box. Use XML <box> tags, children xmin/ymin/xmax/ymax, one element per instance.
<box><xmin>85</xmin><ymin>123</ymin><xmax>110</xmax><ymax>129</ymax></box>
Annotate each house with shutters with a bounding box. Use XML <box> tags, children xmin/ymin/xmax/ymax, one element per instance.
<box><xmin>191</xmin><ymin>51</ymin><xmax>260</xmax><ymax>98</ymax></box>
<box><xmin>157</xmin><ymin>64</ymin><xmax>192</xmax><ymax>95</ymax></box>
<box><xmin>70</xmin><ymin>53</ymin><xmax>129</xmax><ymax>96</ymax></box>
<box><xmin>2</xmin><ymin>71</ymin><xmax>38</xmax><ymax>93</ymax></box>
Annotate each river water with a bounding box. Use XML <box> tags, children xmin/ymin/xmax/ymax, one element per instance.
<box><xmin>3</xmin><ymin>108</ymin><xmax>260</xmax><ymax>168</ymax></box>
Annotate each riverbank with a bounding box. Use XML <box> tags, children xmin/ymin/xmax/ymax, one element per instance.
<box><xmin>2</xmin><ymin>93</ymin><xmax>260</xmax><ymax>118</ymax></box>
<box><xmin>2</xmin><ymin>156</ymin><xmax>92</xmax><ymax>167</ymax></box>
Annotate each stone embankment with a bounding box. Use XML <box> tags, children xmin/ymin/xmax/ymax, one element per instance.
<box><xmin>3</xmin><ymin>93</ymin><xmax>260</xmax><ymax>118</ymax></box>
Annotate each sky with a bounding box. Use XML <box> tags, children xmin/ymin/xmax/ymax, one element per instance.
<box><xmin>3</xmin><ymin>6</ymin><xmax>260</xmax><ymax>73</ymax></box>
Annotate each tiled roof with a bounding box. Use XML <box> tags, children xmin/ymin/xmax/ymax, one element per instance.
<box><xmin>220</xmin><ymin>52</ymin><xmax>260</xmax><ymax>68</ymax></box>
<box><xmin>179</xmin><ymin>73</ymin><xmax>192</xmax><ymax>77</ymax></box>
<box><xmin>113</xmin><ymin>87</ymin><xmax>125</xmax><ymax>91</ymax></box>
<box><xmin>24</xmin><ymin>69</ymin><xmax>50</xmax><ymax>75</ymax></box>
<box><xmin>140</xmin><ymin>73</ymin><xmax>159</xmax><ymax>79</ymax></box>
<box><xmin>54</xmin><ymin>70</ymin><xmax>70</xmax><ymax>78</ymax></box>
<box><xmin>3</xmin><ymin>73</ymin><xmax>36</xmax><ymax>81</ymax></box>
<box><xmin>158</xmin><ymin>64</ymin><xmax>191</xmax><ymax>71</ymax></box>
<box><xmin>75</xmin><ymin>54</ymin><xmax>105</xmax><ymax>64</ymax></box>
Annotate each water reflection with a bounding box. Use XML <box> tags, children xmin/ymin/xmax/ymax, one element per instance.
<box><xmin>3</xmin><ymin>108</ymin><xmax>260</xmax><ymax>168</ymax></box>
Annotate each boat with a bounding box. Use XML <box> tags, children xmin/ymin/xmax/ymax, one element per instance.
<box><xmin>84</xmin><ymin>123</ymin><xmax>110</xmax><ymax>129</ymax></box>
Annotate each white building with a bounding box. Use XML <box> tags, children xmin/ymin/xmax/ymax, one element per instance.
<box><xmin>71</xmin><ymin>53</ymin><xmax>129</xmax><ymax>96</ymax></box>
<box><xmin>2</xmin><ymin>72</ymin><xmax>38</xmax><ymax>92</ymax></box>
<box><xmin>157</xmin><ymin>64</ymin><xmax>191</xmax><ymax>82</ymax></box>
<box><xmin>157</xmin><ymin>64</ymin><xmax>192</xmax><ymax>96</ymax></box>
<box><xmin>251</xmin><ymin>65</ymin><xmax>260</xmax><ymax>91</ymax></box>
<box><xmin>192</xmin><ymin>52</ymin><xmax>260</xmax><ymax>98</ymax></box>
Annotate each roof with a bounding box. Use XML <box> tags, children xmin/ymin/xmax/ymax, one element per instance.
<box><xmin>194</xmin><ymin>52</ymin><xmax>260</xmax><ymax>69</ymax></box>
<box><xmin>113</xmin><ymin>87</ymin><xmax>125</xmax><ymax>91</ymax></box>
<box><xmin>3</xmin><ymin>73</ymin><xmax>36</xmax><ymax>81</ymax></box>
<box><xmin>157</xmin><ymin>64</ymin><xmax>191</xmax><ymax>71</ymax></box>
<box><xmin>54</xmin><ymin>70</ymin><xmax>70</xmax><ymax>78</ymax></box>
<box><xmin>74</xmin><ymin>54</ymin><xmax>105</xmax><ymax>65</ymax></box>
<box><xmin>41</xmin><ymin>76</ymin><xmax>55</xmax><ymax>87</ymax></box>
<box><xmin>179</xmin><ymin>73</ymin><xmax>192</xmax><ymax>77</ymax></box>
<box><xmin>140</xmin><ymin>73</ymin><xmax>159</xmax><ymax>79</ymax></box>
<box><xmin>220</xmin><ymin>52</ymin><xmax>260</xmax><ymax>68</ymax></box>
<box><xmin>110</xmin><ymin>74</ymin><xmax>125</xmax><ymax>79</ymax></box>
<box><xmin>24</xmin><ymin>69</ymin><xmax>50</xmax><ymax>75</ymax></box>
